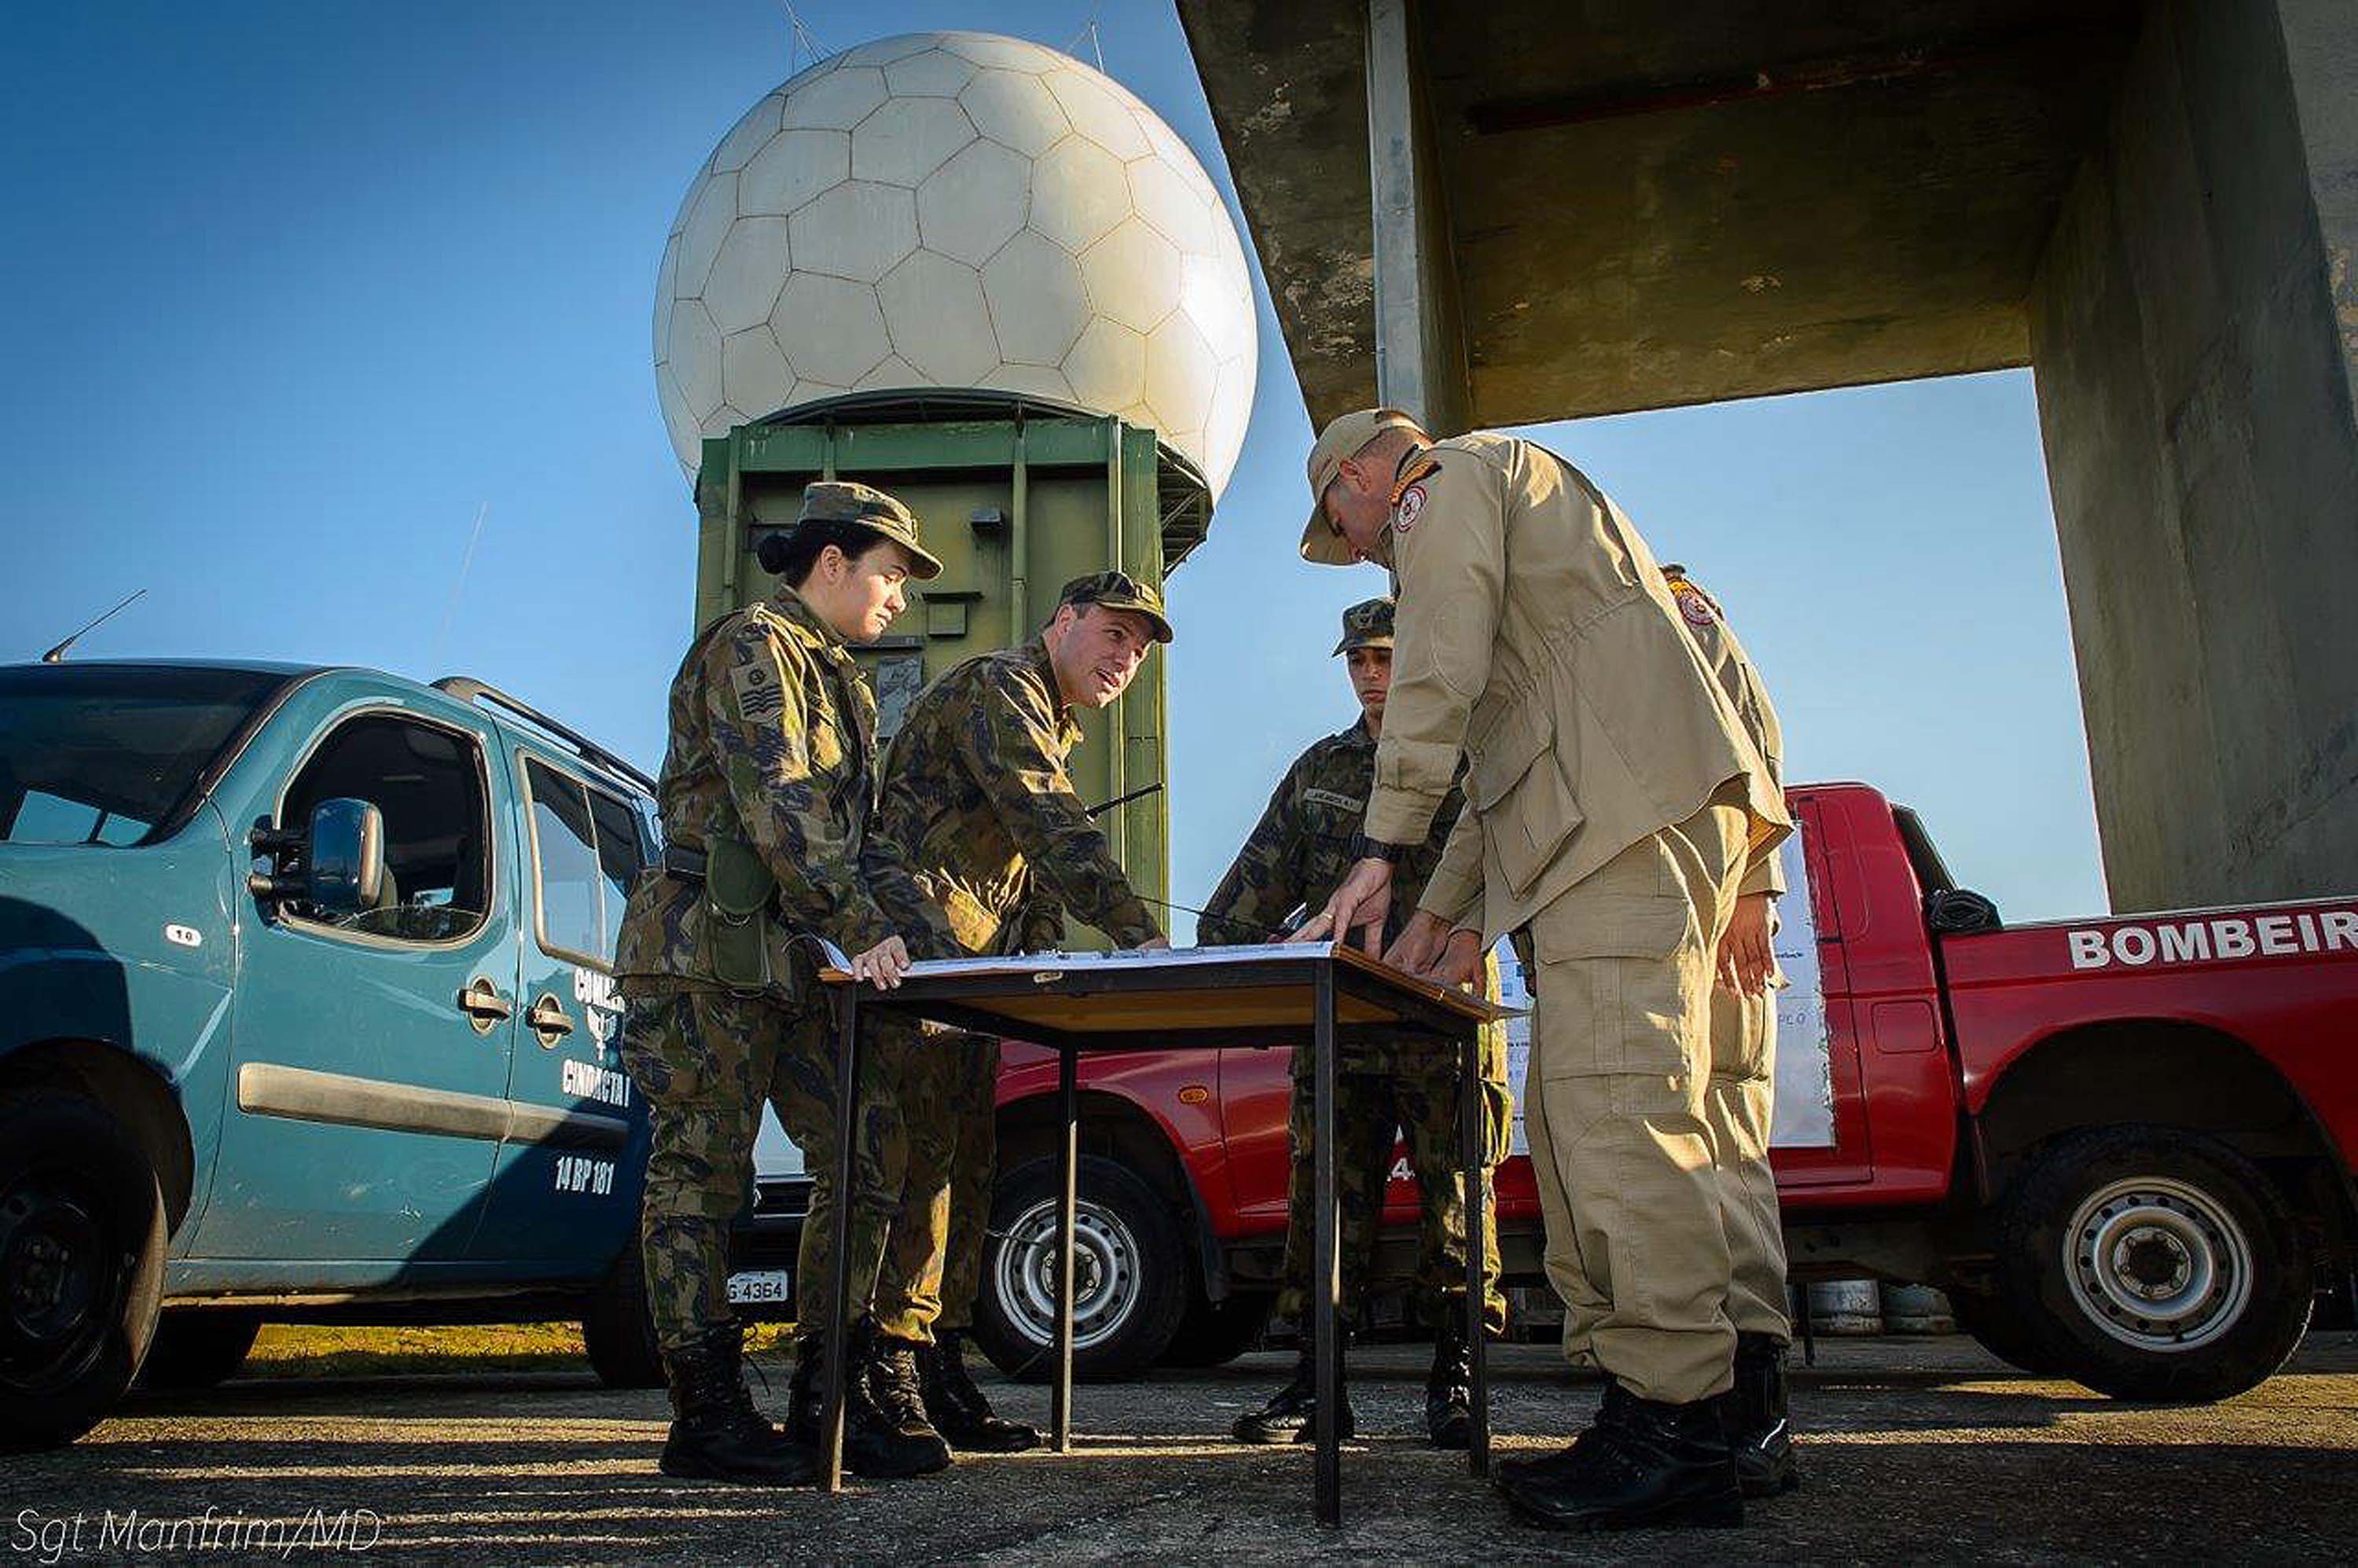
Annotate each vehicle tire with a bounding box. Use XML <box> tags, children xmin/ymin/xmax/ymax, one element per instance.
<box><xmin>972</xmin><ymin>1156</ymin><xmax>1188</xmax><ymax>1384</ymax></box>
<box><xmin>1993</xmin><ymin>1125</ymin><xmax>2312</xmax><ymax>1403</ymax></box>
<box><xmin>1947</xmin><ymin>1285</ymin><xmax>2059</xmax><ymax>1376</ymax></box>
<box><xmin>1160</xmin><ymin>1288</ymin><xmax>1274</xmax><ymax>1368</ymax></box>
<box><xmin>0</xmin><ymin>1089</ymin><xmax>168</xmax><ymax>1450</ymax></box>
<box><xmin>580</xmin><ymin>1237</ymin><xmax>665</xmax><ymax>1390</ymax></box>
<box><xmin>137</xmin><ymin>1311</ymin><xmax>261</xmax><ymax>1390</ymax></box>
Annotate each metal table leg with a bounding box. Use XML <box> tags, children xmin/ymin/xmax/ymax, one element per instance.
<box><xmin>820</xmin><ymin>986</ymin><xmax>859</xmax><ymax>1493</ymax></box>
<box><xmin>1461</xmin><ymin>1026</ymin><xmax>1491</xmax><ymax>1477</ymax></box>
<box><xmin>1313</xmin><ymin>964</ymin><xmax>1340</xmax><ymax>1527</ymax></box>
<box><xmin>1052</xmin><ymin>1044</ymin><xmax>1078</xmax><ymax>1452</ymax></box>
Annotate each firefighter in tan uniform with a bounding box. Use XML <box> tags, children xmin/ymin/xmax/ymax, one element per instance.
<box><xmin>1291</xmin><ymin>409</ymin><xmax>1790</xmax><ymax>1533</ymax></box>
<box><xmin>1662</xmin><ymin>564</ymin><xmax>1798</xmax><ymax>1498</ymax></box>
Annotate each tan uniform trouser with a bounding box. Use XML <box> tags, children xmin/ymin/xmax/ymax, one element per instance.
<box><xmin>1708</xmin><ymin>973</ymin><xmax>1791</xmax><ymax>1340</ymax></box>
<box><xmin>1522</xmin><ymin>797</ymin><xmax>1746</xmax><ymax>1405</ymax></box>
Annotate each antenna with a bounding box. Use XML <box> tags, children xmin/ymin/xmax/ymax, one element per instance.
<box><xmin>40</xmin><ymin>588</ymin><xmax>146</xmax><ymax>663</ymax></box>
<box><xmin>432</xmin><ymin>501</ymin><xmax>490</xmax><ymax>674</ymax></box>
<box><xmin>777</xmin><ymin>1</ymin><xmax>827</xmax><ymax>70</ymax></box>
<box><xmin>1066</xmin><ymin>11</ymin><xmax>1107</xmax><ymax>72</ymax></box>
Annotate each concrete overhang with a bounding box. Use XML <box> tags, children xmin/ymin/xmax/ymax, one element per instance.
<box><xmin>1177</xmin><ymin>0</ymin><xmax>2140</xmax><ymax>426</ymax></box>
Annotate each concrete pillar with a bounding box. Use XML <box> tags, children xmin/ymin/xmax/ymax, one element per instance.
<box><xmin>1364</xmin><ymin>0</ymin><xmax>1470</xmax><ymax>435</ymax></box>
<box><xmin>2030</xmin><ymin>0</ymin><xmax>2358</xmax><ymax>911</ymax></box>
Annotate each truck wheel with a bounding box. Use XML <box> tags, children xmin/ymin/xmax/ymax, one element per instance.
<box><xmin>138</xmin><ymin>1311</ymin><xmax>261</xmax><ymax>1390</ymax></box>
<box><xmin>1160</xmin><ymin>1289</ymin><xmax>1273</xmax><ymax>1368</ymax></box>
<box><xmin>1995</xmin><ymin>1125</ymin><xmax>2312</xmax><ymax>1402</ymax></box>
<box><xmin>580</xmin><ymin>1239</ymin><xmax>665</xmax><ymax>1389</ymax></box>
<box><xmin>971</xmin><ymin>1156</ymin><xmax>1187</xmax><ymax>1383</ymax></box>
<box><xmin>0</xmin><ymin>1090</ymin><xmax>167</xmax><ymax>1450</ymax></box>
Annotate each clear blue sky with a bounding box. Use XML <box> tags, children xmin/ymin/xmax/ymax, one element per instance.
<box><xmin>0</xmin><ymin>0</ymin><xmax>2108</xmax><ymax>924</ymax></box>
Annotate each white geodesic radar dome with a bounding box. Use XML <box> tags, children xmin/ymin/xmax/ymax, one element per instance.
<box><xmin>653</xmin><ymin>31</ymin><xmax>1258</xmax><ymax>500</ymax></box>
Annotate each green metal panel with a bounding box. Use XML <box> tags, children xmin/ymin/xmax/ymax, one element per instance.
<box><xmin>688</xmin><ymin>402</ymin><xmax>1206</xmax><ymax>938</ymax></box>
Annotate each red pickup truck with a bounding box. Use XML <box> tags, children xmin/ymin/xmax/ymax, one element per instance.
<box><xmin>964</xmin><ymin>781</ymin><xmax>2358</xmax><ymax>1404</ymax></box>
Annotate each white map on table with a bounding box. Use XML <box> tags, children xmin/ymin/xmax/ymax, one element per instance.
<box><xmin>821</xmin><ymin>938</ymin><xmax>1522</xmax><ymax>1019</ymax></box>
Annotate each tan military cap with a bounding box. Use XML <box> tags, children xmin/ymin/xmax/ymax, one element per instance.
<box><xmin>1057</xmin><ymin>569</ymin><xmax>1173</xmax><ymax>644</ymax></box>
<box><xmin>1331</xmin><ymin>596</ymin><xmax>1395</xmax><ymax>655</ymax></box>
<box><xmin>796</xmin><ymin>479</ymin><xmax>944</xmax><ymax>580</ymax></box>
<box><xmin>1300</xmin><ymin>406</ymin><xmax>1423</xmax><ymax>566</ymax></box>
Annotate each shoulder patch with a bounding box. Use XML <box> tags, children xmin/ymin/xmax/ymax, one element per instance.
<box><xmin>1672</xmin><ymin>580</ymin><xmax>1717</xmax><ymax>627</ymax></box>
<box><xmin>728</xmin><ymin>653</ymin><xmax>787</xmax><ymax>720</ymax></box>
<box><xmin>1302</xmin><ymin>787</ymin><xmax>1367</xmax><ymax>813</ymax></box>
<box><xmin>1393</xmin><ymin>483</ymin><xmax>1427</xmax><ymax>534</ymax></box>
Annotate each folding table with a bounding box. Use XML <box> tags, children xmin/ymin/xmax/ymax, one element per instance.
<box><xmin>813</xmin><ymin>941</ymin><xmax>1507</xmax><ymax>1526</ymax></box>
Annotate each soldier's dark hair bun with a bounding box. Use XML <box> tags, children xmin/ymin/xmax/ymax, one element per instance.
<box><xmin>755</xmin><ymin>530</ymin><xmax>794</xmax><ymax>575</ymax></box>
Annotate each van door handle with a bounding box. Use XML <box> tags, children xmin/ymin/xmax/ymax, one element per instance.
<box><xmin>456</xmin><ymin>977</ymin><xmax>512</xmax><ymax>1034</ymax></box>
<box><xmin>526</xmin><ymin>993</ymin><xmax>575</xmax><ymax>1045</ymax></box>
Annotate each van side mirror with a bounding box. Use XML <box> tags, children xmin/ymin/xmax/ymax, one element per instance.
<box><xmin>306</xmin><ymin>799</ymin><xmax>385</xmax><ymax>914</ymax></box>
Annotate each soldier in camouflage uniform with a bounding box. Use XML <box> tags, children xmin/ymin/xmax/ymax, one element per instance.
<box><xmin>864</xmin><ymin>571</ymin><xmax>1174</xmax><ymax>1452</ymax></box>
<box><xmin>1202</xmin><ymin>597</ymin><xmax>1510</xmax><ymax>1450</ymax></box>
<box><xmin>612</xmin><ymin>480</ymin><xmax>955</xmax><ymax>1485</ymax></box>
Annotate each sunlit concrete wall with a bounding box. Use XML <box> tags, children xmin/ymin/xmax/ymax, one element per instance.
<box><xmin>2031</xmin><ymin>0</ymin><xmax>2358</xmax><ymax>909</ymax></box>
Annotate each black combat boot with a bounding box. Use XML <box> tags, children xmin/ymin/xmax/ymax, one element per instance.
<box><xmin>858</xmin><ymin>1324</ymin><xmax>955</xmax><ymax>1478</ymax></box>
<box><xmin>785</xmin><ymin>1324</ymin><xmax>953</xmax><ymax>1478</ymax></box>
<box><xmin>1497</xmin><ymin>1380</ymin><xmax>1743</xmax><ymax>1533</ymax></box>
<box><xmin>1231</xmin><ymin>1345</ymin><xmax>1356</xmax><ymax>1445</ymax></box>
<box><xmin>657</xmin><ymin>1323</ymin><xmax>820</xmax><ymax>1485</ymax></box>
<box><xmin>1725</xmin><ymin>1331</ymin><xmax>1799</xmax><ymax>1498</ymax></box>
<box><xmin>784</xmin><ymin>1334</ymin><xmax>825</xmax><ymax>1447</ymax></box>
<box><xmin>1425</xmin><ymin>1315</ymin><xmax>1475</xmax><ymax>1449</ymax></box>
<box><xmin>920</xmin><ymin>1330</ymin><xmax>1041</xmax><ymax>1452</ymax></box>
<box><xmin>1493</xmin><ymin>1373</ymin><xmax>1625</xmax><ymax>1489</ymax></box>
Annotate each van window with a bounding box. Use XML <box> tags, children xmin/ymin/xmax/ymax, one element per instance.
<box><xmin>0</xmin><ymin>664</ymin><xmax>288</xmax><ymax>846</ymax></box>
<box><xmin>524</xmin><ymin>758</ymin><xmax>646</xmax><ymax>969</ymax></box>
<box><xmin>281</xmin><ymin>713</ymin><xmax>492</xmax><ymax>943</ymax></box>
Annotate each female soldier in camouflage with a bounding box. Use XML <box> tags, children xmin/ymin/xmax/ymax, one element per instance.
<box><xmin>612</xmin><ymin>480</ymin><xmax>953</xmax><ymax>1485</ymax></box>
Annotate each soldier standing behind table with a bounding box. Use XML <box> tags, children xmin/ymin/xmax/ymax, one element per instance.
<box><xmin>1293</xmin><ymin>409</ymin><xmax>1790</xmax><ymax>1533</ymax></box>
<box><xmin>1198</xmin><ymin>595</ymin><xmax>1510</xmax><ymax>1450</ymax></box>
<box><xmin>612</xmin><ymin>481</ymin><xmax>953</xmax><ymax>1485</ymax></box>
<box><xmin>862</xmin><ymin>571</ymin><xmax>1174</xmax><ymax>1452</ymax></box>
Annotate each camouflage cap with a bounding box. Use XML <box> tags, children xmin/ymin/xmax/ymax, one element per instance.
<box><xmin>795</xmin><ymin>479</ymin><xmax>943</xmax><ymax>580</ymax></box>
<box><xmin>1331</xmin><ymin>596</ymin><xmax>1395</xmax><ymax>655</ymax></box>
<box><xmin>1057</xmin><ymin>569</ymin><xmax>1173</xmax><ymax>644</ymax></box>
<box><xmin>1300</xmin><ymin>406</ymin><xmax>1423</xmax><ymax>566</ymax></box>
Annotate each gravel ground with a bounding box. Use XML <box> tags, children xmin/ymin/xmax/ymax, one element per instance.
<box><xmin>9</xmin><ymin>1333</ymin><xmax>2353</xmax><ymax>1564</ymax></box>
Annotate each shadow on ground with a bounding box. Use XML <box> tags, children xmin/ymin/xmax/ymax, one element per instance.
<box><xmin>13</xmin><ymin>1334</ymin><xmax>2354</xmax><ymax>1563</ymax></box>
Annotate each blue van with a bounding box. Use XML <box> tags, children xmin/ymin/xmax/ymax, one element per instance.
<box><xmin>0</xmin><ymin>660</ymin><xmax>674</xmax><ymax>1449</ymax></box>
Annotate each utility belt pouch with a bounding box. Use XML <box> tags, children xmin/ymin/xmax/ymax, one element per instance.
<box><xmin>703</xmin><ymin>837</ymin><xmax>779</xmax><ymax>994</ymax></box>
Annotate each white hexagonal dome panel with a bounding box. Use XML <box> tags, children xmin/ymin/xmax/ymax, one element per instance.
<box><xmin>654</xmin><ymin>30</ymin><xmax>1258</xmax><ymax>500</ymax></box>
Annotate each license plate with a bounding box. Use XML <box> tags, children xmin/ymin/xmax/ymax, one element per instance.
<box><xmin>726</xmin><ymin>1269</ymin><xmax>792</xmax><ymax>1305</ymax></box>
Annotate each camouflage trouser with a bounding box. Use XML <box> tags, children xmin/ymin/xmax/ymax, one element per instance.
<box><xmin>1274</xmin><ymin>1056</ymin><xmax>1510</xmax><ymax>1335</ymax></box>
<box><xmin>874</xmin><ymin>1030</ymin><xmax>999</xmax><ymax>1337</ymax></box>
<box><xmin>620</xmin><ymin>989</ymin><xmax>915</xmax><ymax>1356</ymax></box>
